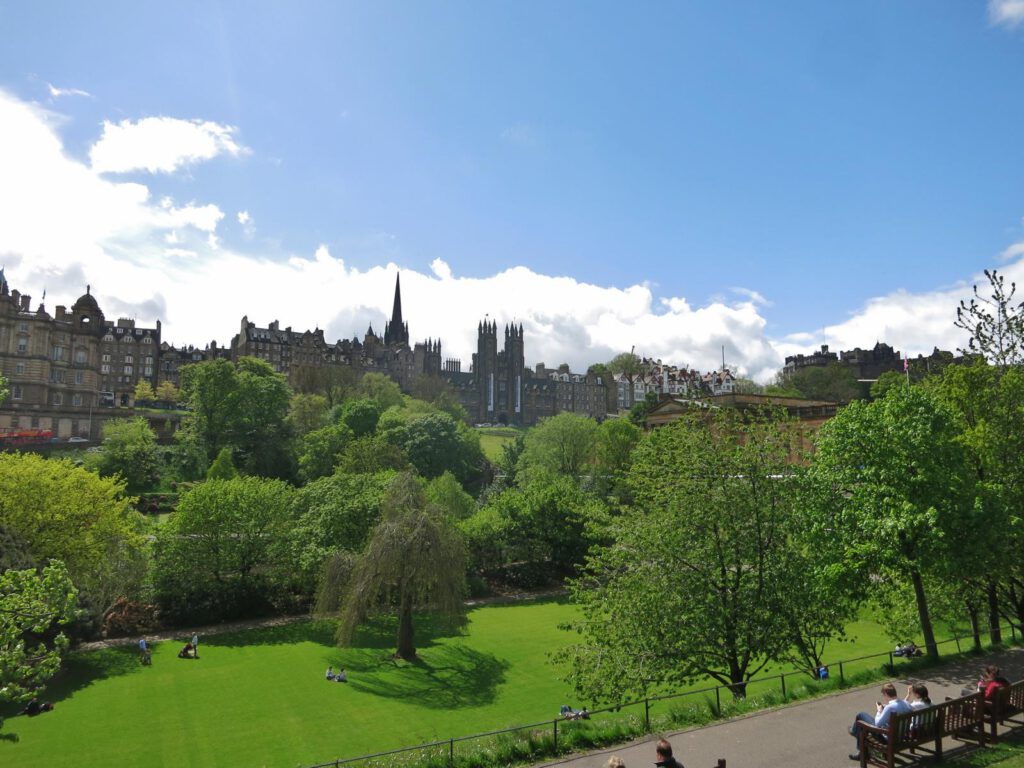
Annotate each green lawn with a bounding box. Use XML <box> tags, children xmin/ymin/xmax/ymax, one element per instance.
<box><xmin>475</xmin><ymin>427</ymin><xmax>519</xmax><ymax>462</ymax></box>
<box><xmin>0</xmin><ymin>598</ymin><xmax>979</xmax><ymax>768</ymax></box>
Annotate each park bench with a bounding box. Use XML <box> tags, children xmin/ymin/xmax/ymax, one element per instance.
<box><xmin>985</xmin><ymin>679</ymin><xmax>1024</xmax><ymax>742</ymax></box>
<box><xmin>857</xmin><ymin>693</ymin><xmax>985</xmax><ymax>768</ymax></box>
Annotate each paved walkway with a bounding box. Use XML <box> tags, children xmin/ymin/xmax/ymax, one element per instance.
<box><xmin>535</xmin><ymin>647</ymin><xmax>1024</xmax><ymax>768</ymax></box>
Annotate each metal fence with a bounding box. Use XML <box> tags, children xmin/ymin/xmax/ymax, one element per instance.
<box><xmin>309</xmin><ymin>623</ymin><xmax>1020</xmax><ymax>768</ymax></box>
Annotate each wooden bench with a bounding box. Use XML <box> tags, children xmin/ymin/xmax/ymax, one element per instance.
<box><xmin>857</xmin><ymin>693</ymin><xmax>985</xmax><ymax>768</ymax></box>
<box><xmin>985</xmin><ymin>680</ymin><xmax>1024</xmax><ymax>742</ymax></box>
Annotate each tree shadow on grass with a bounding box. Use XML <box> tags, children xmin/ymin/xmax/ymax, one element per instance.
<box><xmin>335</xmin><ymin>644</ymin><xmax>509</xmax><ymax>709</ymax></box>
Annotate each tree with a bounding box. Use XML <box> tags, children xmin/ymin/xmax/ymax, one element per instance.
<box><xmin>288</xmin><ymin>470</ymin><xmax>397</xmax><ymax>592</ymax></box>
<box><xmin>808</xmin><ymin>386</ymin><xmax>976</xmax><ymax>658</ymax></box>
<box><xmin>1</xmin><ymin>561</ymin><xmax>78</xmax><ymax>728</ymax></box>
<box><xmin>288</xmin><ymin>393</ymin><xmax>329</xmax><ymax>437</ymax></box>
<box><xmin>0</xmin><ymin>453</ymin><xmax>146</xmax><ymax>617</ymax></box>
<box><xmin>327</xmin><ymin>472</ymin><xmax>466</xmax><ymax>660</ymax></box>
<box><xmin>337</xmin><ymin>435</ymin><xmax>410</xmax><ymax>475</ymax></box>
<box><xmin>155</xmin><ymin>380</ymin><xmax>180</xmax><ymax>404</ymax></box>
<box><xmin>870</xmin><ymin>371</ymin><xmax>907</xmax><ymax>400</ymax></box>
<box><xmin>518</xmin><ymin>412</ymin><xmax>597</xmax><ymax>479</ymax></box>
<box><xmin>133</xmin><ymin>380</ymin><xmax>155</xmax><ymax>403</ymax></box>
<box><xmin>297</xmin><ymin>423</ymin><xmax>353</xmax><ymax>484</ymax></box>
<box><xmin>86</xmin><ymin>417</ymin><xmax>158</xmax><ymax>493</ymax></box>
<box><xmin>425</xmin><ymin>471</ymin><xmax>476</xmax><ymax>520</ymax></box>
<box><xmin>152</xmin><ymin>477</ymin><xmax>296</xmax><ymax>622</ymax></box>
<box><xmin>206</xmin><ymin>446</ymin><xmax>239</xmax><ymax>480</ymax></box>
<box><xmin>593</xmin><ymin>418</ymin><xmax>641</xmax><ymax>500</ymax></box>
<box><xmin>782</xmin><ymin>363</ymin><xmax>862</xmax><ymax>402</ymax></box>
<box><xmin>386</xmin><ymin>412</ymin><xmax>484</xmax><ymax>486</ymax></box>
<box><xmin>178</xmin><ymin>357</ymin><xmax>293</xmax><ymax>478</ymax></box>
<box><xmin>357</xmin><ymin>372</ymin><xmax>404</xmax><ymax>409</ymax></box>
<box><xmin>627</xmin><ymin>390</ymin><xmax>659</xmax><ymax>427</ymax></box>
<box><xmin>607</xmin><ymin>352</ymin><xmax>643</xmax><ymax>410</ymax></box>
<box><xmin>955</xmin><ymin>268</ymin><xmax>1024</xmax><ymax>371</ymax></box>
<box><xmin>559</xmin><ymin>409</ymin><xmax>805</xmax><ymax>703</ymax></box>
<box><xmin>334</xmin><ymin>397</ymin><xmax>382</xmax><ymax>438</ymax></box>
<box><xmin>1</xmin><ymin>372</ymin><xmax>10</xmax><ymax>404</ymax></box>
<box><xmin>292</xmin><ymin>363</ymin><xmax>358</xmax><ymax>407</ymax></box>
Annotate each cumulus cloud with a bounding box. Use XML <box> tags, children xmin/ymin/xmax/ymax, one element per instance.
<box><xmin>90</xmin><ymin>116</ymin><xmax>246</xmax><ymax>174</ymax></box>
<box><xmin>990</xmin><ymin>0</ymin><xmax>1024</xmax><ymax>27</ymax></box>
<box><xmin>0</xmin><ymin>88</ymin><xmax>1018</xmax><ymax>384</ymax></box>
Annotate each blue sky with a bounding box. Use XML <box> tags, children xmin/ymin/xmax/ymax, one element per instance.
<box><xmin>2</xmin><ymin>1</ymin><xmax>1024</xmax><ymax>380</ymax></box>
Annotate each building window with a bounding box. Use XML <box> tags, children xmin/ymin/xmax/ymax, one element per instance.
<box><xmin>75</xmin><ymin>349</ymin><xmax>87</xmax><ymax>364</ymax></box>
<box><xmin>143</xmin><ymin>336</ymin><xmax>153</xmax><ymax>344</ymax></box>
<box><xmin>145</xmin><ymin>356</ymin><xmax>153</xmax><ymax>365</ymax></box>
<box><xmin>144</xmin><ymin>366</ymin><xmax>153</xmax><ymax>376</ymax></box>
<box><xmin>17</xmin><ymin>338</ymin><xmax>27</xmax><ymax>353</ymax></box>
<box><xmin>49</xmin><ymin>369</ymin><xmax>65</xmax><ymax>383</ymax></box>
<box><xmin>124</xmin><ymin>354</ymin><xmax>134</xmax><ymax>364</ymax></box>
<box><xmin>101</xmin><ymin>364</ymin><xmax>111</xmax><ymax>374</ymax></box>
<box><xmin>102</xmin><ymin>353</ymin><xmax>111</xmax><ymax>362</ymax></box>
<box><xmin>53</xmin><ymin>393</ymin><xmax>63</xmax><ymax>406</ymax></box>
<box><xmin>75</xmin><ymin>371</ymin><xmax>84</xmax><ymax>385</ymax></box>
<box><xmin>72</xmin><ymin>394</ymin><xmax>83</xmax><ymax>406</ymax></box>
<box><xmin>18</xmin><ymin>322</ymin><xmax>28</xmax><ymax>332</ymax></box>
<box><xmin>124</xmin><ymin>365</ymin><xmax>133</xmax><ymax>375</ymax></box>
<box><xmin>52</xmin><ymin>346</ymin><xmax>65</xmax><ymax>361</ymax></box>
<box><xmin>15</xmin><ymin>362</ymin><xmax>25</xmax><ymax>374</ymax></box>
<box><xmin>12</xmin><ymin>385</ymin><xmax>23</xmax><ymax>399</ymax></box>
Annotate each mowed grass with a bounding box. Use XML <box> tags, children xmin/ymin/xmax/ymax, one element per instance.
<box><xmin>2</xmin><ymin>597</ymin><xmax>971</xmax><ymax>768</ymax></box>
<box><xmin>475</xmin><ymin>427</ymin><xmax>519</xmax><ymax>462</ymax></box>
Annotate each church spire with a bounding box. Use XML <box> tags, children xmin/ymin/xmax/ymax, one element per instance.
<box><xmin>384</xmin><ymin>271</ymin><xmax>409</xmax><ymax>346</ymax></box>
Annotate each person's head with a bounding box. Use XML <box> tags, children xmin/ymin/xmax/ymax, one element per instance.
<box><xmin>880</xmin><ymin>683</ymin><xmax>898</xmax><ymax>700</ymax></box>
<box><xmin>912</xmin><ymin>684</ymin><xmax>930</xmax><ymax>701</ymax></box>
<box><xmin>606</xmin><ymin>757</ymin><xmax>626</xmax><ymax>768</ymax></box>
<box><xmin>655</xmin><ymin>738</ymin><xmax>673</xmax><ymax>760</ymax></box>
<box><xmin>983</xmin><ymin>665</ymin><xmax>1000</xmax><ymax>681</ymax></box>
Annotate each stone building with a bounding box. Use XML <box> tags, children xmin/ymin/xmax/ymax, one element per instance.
<box><xmin>98</xmin><ymin>318</ymin><xmax>161</xmax><ymax>407</ymax></box>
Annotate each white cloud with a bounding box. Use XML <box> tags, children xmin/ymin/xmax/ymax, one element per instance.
<box><xmin>90</xmin><ymin>116</ymin><xmax>247</xmax><ymax>174</ymax></box>
<box><xmin>990</xmin><ymin>0</ymin><xmax>1024</xmax><ymax>27</ymax></box>
<box><xmin>0</xmin><ymin>88</ymin><xmax>1019</xmax><ymax>386</ymax></box>
<box><xmin>1000</xmin><ymin>241</ymin><xmax>1024</xmax><ymax>261</ymax></box>
<box><xmin>237</xmin><ymin>210</ymin><xmax>251</xmax><ymax>225</ymax></box>
<box><xmin>47</xmin><ymin>83</ymin><xmax>92</xmax><ymax>99</ymax></box>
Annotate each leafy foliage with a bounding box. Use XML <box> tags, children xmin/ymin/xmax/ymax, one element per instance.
<box><xmin>357</xmin><ymin>372</ymin><xmax>404</xmax><ymax>409</ymax></box>
<box><xmin>0</xmin><ymin>561</ymin><xmax>78</xmax><ymax>715</ymax></box>
<box><xmin>955</xmin><ymin>268</ymin><xmax>1024</xmax><ymax>370</ymax></box>
<box><xmin>560</xmin><ymin>409</ymin><xmax>808</xmax><ymax>702</ymax></box>
<box><xmin>297</xmin><ymin>422</ymin><xmax>354</xmax><ymax>484</ymax></box>
<box><xmin>133</xmin><ymin>380</ymin><xmax>155</xmax><ymax>402</ymax></box>
<box><xmin>518</xmin><ymin>412</ymin><xmax>597</xmax><ymax>479</ymax></box>
<box><xmin>334</xmin><ymin>397</ymin><xmax>382</xmax><ymax>437</ymax></box>
<box><xmin>86</xmin><ymin>417</ymin><xmax>158</xmax><ymax>493</ymax></box>
<box><xmin>287</xmin><ymin>393</ymin><xmax>329</xmax><ymax>437</ymax></box>
<box><xmin>206</xmin><ymin>446</ymin><xmax>239</xmax><ymax>480</ymax></box>
<box><xmin>0</xmin><ymin>453</ymin><xmax>146</xmax><ymax>617</ymax></box>
<box><xmin>152</xmin><ymin>477</ymin><xmax>297</xmax><ymax>622</ymax></box>
<box><xmin>782</xmin><ymin>362</ymin><xmax>862</xmax><ymax>402</ymax></box>
<box><xmin>328</xmin><ymin>473</ymin><xmax>467</xmax><ymax>659</ymax></box>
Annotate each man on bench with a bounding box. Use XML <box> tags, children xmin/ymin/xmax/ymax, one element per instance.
<box><xmin>848</xmin><ymin>683</ymin><xmax>912</xmax><ymax>761</ymax></box>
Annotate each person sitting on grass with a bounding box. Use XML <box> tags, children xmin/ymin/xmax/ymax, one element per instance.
<box><xmin>326</xmin><ymin>666</ymin><xmax>335</xmax><ymax>680</ymax></box>
<box><xmin>559</xmin><ymin>704</ymin><xmax>582</xmax><ymax>720</ymax></box>
<box><xmin>21</xmin><ymin>697</ymin><xmax>54</xmax><ymax>716</ymax></box>
<box><xmin>335</xmin><ymin>668</ymin><xmax>347</xmax><ymax>682</ymax></box>
<box><xmin>177</xmin><ymin>642</ymin><xmax>195</xmax><ymax>659</ymax></box>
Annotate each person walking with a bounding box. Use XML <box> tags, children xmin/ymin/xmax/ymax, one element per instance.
<box><xmin>191</xmin><ymin>632</ymin><xmax>199</xmax><ymax>659</ymax></box>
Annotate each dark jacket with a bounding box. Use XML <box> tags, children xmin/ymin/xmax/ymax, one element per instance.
<box><xmin>655</xmin><ymin>759</ymin><xmax>685</xmax><ymax>768</ymax></box>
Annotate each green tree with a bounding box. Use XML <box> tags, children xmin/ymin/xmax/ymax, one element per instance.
<box><xmin>559</xmin><ymin>409</ymin><xmax>804</xmax><ymax>703</ymax></box>
<box><xmin>327</xmin><ymin>473</ymin><xmax>466</xmax><ymax>660</ymax></box>
<box><xmin>808</xmin><ymin>386</ymin><xmax>975</xmax><ymax>658</ymax></box>
<box><xmin>155</xmin><ymin>380</ymin><xmax>180</xmax><ymax>404</ymax></box>
<box><xmin>288</xmin><ymin>393</ymin><xmax>329</xmax><ymax>437</ymax></box>
<box><xmin>387</xmin><ymin>412</ymin><xmax>484</xmax><ymax>485</ymax></box>
<box><xmin>870</xmin><ymin>370</ymin><xmax>907</xmax><ymax>400</ymax></box>
<box><xmin>337</xmin><ymin>435</ymin><xmax>410</xmax><ymax>475</ymax></box>
<box><xmin>783</xmin><ymin>362</ymin><xmax>862</xmax><ymax>402</ymax></box>
<box><xmin>425</xmin><ymin>471</ymin><xmax>476</xmax><ymax>520</ymax></box>
<box><xmin>153</xmin><ymin>477</ymin><xmax>296</xmax><ymax>622</ymax></box>
<box><xmin>288</xmin><ymin>470</ymin><xmax>397</xmax><ymax>592</ymax></box>
<box><xmin>292</xmin><ymin>363</ymin><xmax>358</xmax><ymax>407</ymax></box>
<box><xmin>627</xmin><ymin>389</ymin><xmax>659</xmax><ymax>427</ymax></box>
<box><xmin>0</xmin><ymin>454</ymin><xmax>146</xmax><ymax>617</ymax></box>
<box><xmin>0</xmin><ymin>372</ymin><xmax>8</xmax><ymax>404</ymax></box>
<box><xmin>1</xmin><ymin>561</ymin><xmax>78</xmax><ymax>730</ymax></box>
<box><xmin>518</xmin><ymin>412</ymin><xmax>597</xmax><ymax>479</ymax></box>
<box><xmin>87</xmin><ymin>417</ymin><xmax>158</xmax><ymax>493</ymax></box>
<box><xmin>297</xmin><ymin>423</ymin><xmax>354</xmax><ymax>484</ymax></box>
<box><xmin>357</xmin><ymin>372</ymin><xmax>404</xmax><ymax>409</ymax></box>
<box><xmin>593</xmin><ymin>418</ymin><xmax>641</xmax><ymax>500</ymax></box>
<box><xmin>206</xmin><ymin>446</ymin><xmax>239</xmax><ymax>480</ymax></box>
<box><xmin>133</xmin><ymin>380</ymin><xmax>155</xmax><ymax>402</ymax></box>
<box><xmin>334</xmin><ymin>397</ymin><xmax>382</xmax><ymax>437</ymax></box>
<box><xmin>178</xmin><ymin>357</ymin><xmax>293</xmax><ymax>478</ymax></box>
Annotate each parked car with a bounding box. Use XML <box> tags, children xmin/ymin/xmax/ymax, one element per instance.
<box><xmin>67</xmin><ymin>436</ymin><xmax>89</xmax><ymax>443</ymax></box>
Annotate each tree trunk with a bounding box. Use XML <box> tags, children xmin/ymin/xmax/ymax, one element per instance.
<box><xmin>967</xmin><ymin>602</ymin><xmax>982</xmax><ymax>651</ymax></box>
<box><xmin>396</xmin><ymin>591</ymin><xmax>416</xmax><ymax>661</ymax></box>
<box><xmin>910</xmin><ymin>568</ymin><xmax>939</xmax><ymax>659</ymax></box>
<box><xmin>988</xmin><ymin>581</ymin><xmax>1003</xmax><ymax>645</ymax></box>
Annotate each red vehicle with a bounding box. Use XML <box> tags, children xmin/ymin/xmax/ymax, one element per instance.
<box><xmin>0</xmin><ymin>428</ymin><xmax>54</xmax><ymax>447</ymax></box>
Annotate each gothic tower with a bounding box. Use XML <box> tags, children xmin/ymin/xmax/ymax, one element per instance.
<box><xmin>475</xmin><ymin>319</ymin><xmax>498</xmax><ymax>421</ymax></box>
<box><xmin>383</xmin><ymin>272</ymin><xmax>409</xmax><ymax>347</ymax></box>
<box><xmin>504</xmin><ymin>323</ymin><xmax>525</xmax><ymax>424</ymax></box>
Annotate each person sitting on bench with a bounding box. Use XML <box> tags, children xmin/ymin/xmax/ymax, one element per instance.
<box><xmin>848</xmin><ymin>682</ymin><xmax>912</xmax><ymax>761</ymax></box>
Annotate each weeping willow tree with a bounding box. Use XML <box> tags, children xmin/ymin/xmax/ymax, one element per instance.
<box><xmin>319</xmin><ymin>472</ymin><xmax>466</xmax><ymax>660</ymax></box>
